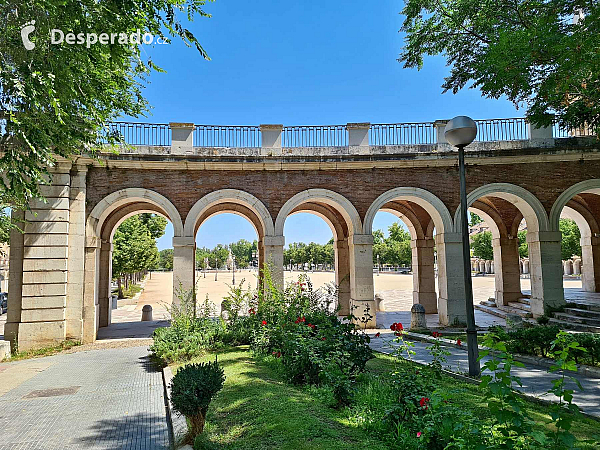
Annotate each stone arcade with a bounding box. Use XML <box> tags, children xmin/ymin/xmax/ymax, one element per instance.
<box><xmin>4</xmin><ymin>119</ymin><xmax>600</xmax><ymax>350</ymax></box>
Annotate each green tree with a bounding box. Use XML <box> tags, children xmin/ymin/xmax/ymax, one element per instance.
<box><xmin>210</xmin><ymin>244</ymin><xmax>229</xmax><ymax>270</ymax></box>
<box><xmin>471</xmin><ymin>231</ymin><xmax>494</xmax><ymax>260</ymax></box>
<box><xmin>560</xmin><ymin>218</ymin><xmax>581</xmax><ymax>260</ymax></box>
<box><xmin>229</xmin><ymin>239</ymin><xmax>256</xmax><ymax>268</ymax></box>
<box><xmin>388</xmin><ymin>222</ymin><xmax>411</xmax><ymax>243</ymax></box>
<box><xmin>139</xmin><ymin>214</ymin><xmax>168</xmax><ymax>239</ymax></box>
<box><xmin>0</xmin><ymin>0</ymin><xmax>211</xmax><ymax>208</ymax></box>
<box><xmin>518</xmin><ymin>230</ymin><xmax>529</xmax><ymax>258</ymax></box>
<box><xmin>399</xmin><ymin>0</ymin><xmax>600</xmax><ymax>134</ymax></box>
<box><xmin>470</xmin><ymin>213</ymin><xmax>483</xmax><ymax>226</ymax></box>
<box><xmin>158</xmin><ymin>248</ymin><xmax>174</xmax><ymax>270</ymax></box>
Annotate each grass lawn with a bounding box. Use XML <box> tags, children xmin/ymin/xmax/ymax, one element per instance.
<box><xmin>174</xmin><ymin>347</ymin><xmax>600</xmax><ymax>450</ymax></box>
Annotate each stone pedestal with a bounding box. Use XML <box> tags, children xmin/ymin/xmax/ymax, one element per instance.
<box><xmin>435</xmin><ymin>233</ymin><xmax>467</xmax><ymax>326</ymax></box>
<box><xmin>349</xmin><ymin>234</ymin><xmax>376</xmax><ymax>328</ymax></box>
<box><xmin>141</xmin><ymin>305</ymin><xmax>153</xmax><ymax>321</ymax></box>
<box><xmin>263</xmin><ymin>235</ymin><xmax>285</xmax><ymax>289</ymax></box>
<box><xmin>410</xmin><ymin>303</ymin><xmax>427</xmax><ymax>330</ymax></box>
<box><xmin>411</xmin><ymin>238</ymin><xmax>437</xmax><ymax>313</ymax></box>
<box><xmin>172</xmin><ymin>237</ymin><xmax>196</xmax><ymax>304</ymax></box>
<box><xmin>527</xmin><ymin>231</ymin><xmax>565</xmax><ymax>316</ymax></box>
<box><xmin>493</xmin><ymin>236</ymin><xmax>522</xmax><ymax>306</ymax></box>
<box><xmin>335</xmin><ymin>238</ymin><xmax>351</xmax><ymax>315</ymax></box>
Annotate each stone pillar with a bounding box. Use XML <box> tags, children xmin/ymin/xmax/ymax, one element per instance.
<box><xmin>170</xmin><ymin>122</ymin><xmax>195</xmax><ymax>155</ymax></box>
<box><xmin>347</xmin><ymin>123</ymin><xmax>370</xmax><ymax>146</ymax></box>
<box><xmin>434</xmin><ymin>120</ymin><xmax>449</xmax><ymax>144</ymax></box>
<box><xmin>172</xmin><ymin>237</ymin><xmax>196</xmax><ymax>304</ymax></box>
<box><xmin>349</xmin><ymin>234</ymin><xmax>376</xmax><ymax>328</ymax></box>
<box><xmin>580</xmin><ymin>235</ymin><xmax>600</xmax><ymax>292</ymax></box>
<box><xmin>564</xmin><ymin>260</ymin><xmax>573</xmax><ymax>275</ymax></box>
<box><xmin>97</xmin><ymin>241</ymin><xmax>112</xmax><ymax>327</ymax></box>
<box><xmin>411</xmin><ymin>238</ymin><xmax>437</xmax><ymax>313</ymax></box>
<box><xmin>65</xmin><ymin>166</ymin><xmax>87</xmax><ymax>339</ymax></box>
<box><xmin>493</xmin><ymin>236</ymin><xmax>522</xmax><ymax>306</ymax></box>
<box><xmin>435</xmin><ymin>233</ymin><xmax>467</xmax><ymax>326</ymax></box>
<box><xmin>260</xmin><ymin>124</ymin><xmax>283</xmax><ymax>155</ymax></box>
<box><xmin>527</xmin><ymin>231</ymin><xmax>565</xmax><ymax>316</ymax></box>
<box><xmin>485</xmin><ymin>260</ymin><xmax>492</xmax><ymax>274</ymax></box>
<box><xmin>263</xmin><ymin>235</ymin><xmax>285</xmax><ymax>289</ymax></box>
<box><xmin>9</xmin><ymin>163</ymin><xmax>73</xmax><ymax>351</ymax></box>
<box><xmin>479</xmin><ymin>260</ymin><xmax>486</xmax><ymax>273</ymax></box>
<box><xmin>83</xmin><ymin>236</ymin><xmax>100</xmax><ymax>343</ymax></box>
<box><xmin>523</xmin><ymin>259</ymin><xmax>529</xmax><ymax>274</ymax></box>
<box><xmin>573</xmin><ymin>258</ymin><xmax>582</xmax><ymax>275</ymax></box>
<box><xmin>335</xmin><ymin>238</ymin><xmax>351</xmax><ymax>315</ymax></box>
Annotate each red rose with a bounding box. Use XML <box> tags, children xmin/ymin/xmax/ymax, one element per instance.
<box><xmin>419</xmin><ymin>397</ymin><xmax>429</xmax><ymax>409</ymax></box>
<box><xmin>261</xmin><ymin>320</ymin><xmax>267</xmax><ymax>326</ymax></box>
<box><xmin>456</xmin><ymin>339</ymin><xmax>462</xmax><ymax>346</ymax></box>
<box><xmin>307</xmin><ymin>323</ymin><xmax>315</xmax><ymax>329</ymax></box>
<box><xmin>374</xmin><ymin>332</ymin><xmax>381</xmax><ymax>338</ymax></box>
<box><xmin>432</xmin><ymin>331</ymin><xmax>441</xmax><ymax>338</ymax></box>
<box><xmin>417</xmin><ymin>432</ymin><xmax>422</xmax><ymax>438</ymax></box>
<box><xmin>397</xmin><ymin>322</ymin><xmax>403</xmax><ymax>331</ymax></box>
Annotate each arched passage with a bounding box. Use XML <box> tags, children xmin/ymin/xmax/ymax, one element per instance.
<box><xmin>454</xmin><ymin>183</ymin><xmax>561</xmax><ymax>317</ymax></box>
<box><xmin>365</xmin><ymin>188</ymin><xmax>457</xmax><ymax>323</ymax></box>
<box><xmin>181</xmin><ymin>190</ymin><xmax>275</xmax><ymax>298</ymax></box>
<box><xmin>275</xmin><ymin>189</ymin><xmax>374</xmax><ymax>325</ymax></box>
<box><xmin>551</xmin><ymin>180</ymin><xmax>600</xmax><ymax>295</ymax></box>
<box><xmin>83</xmin><ymin>188</ymin><xmax>183</xmax><ymax>341</ymax></box>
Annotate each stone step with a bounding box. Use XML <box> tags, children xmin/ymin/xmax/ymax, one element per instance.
<box><xmin>553</xmin><ymin>312</ymin><xmax>600</xmax><ymax>327</ymax></box>
<box><xmin>497</xmin><ymin>305</ymin><xmax>533</xmax><ymax>318</ymax></box>
<box><xmin>474</xmin><ymin>303</ymin><xmax>508</xmax><ymax>319</ymax></box>
<box><xmin>565</xmin><ymin>302</ymin><xmax>600</xmax><ymax>313</ymax></box>
<box><xmin>508</xmin><ymin>301</ymin><xmax>531</xmax><ymax>312</ymax></box>
<box><xmin>563</xmin><ymin>307</ymin><xmax>600</xmax><ymax>319</ymax></box>
<box><xmin>520</xmin><ymin>293</ymin><xmax>531</xmax><ymax>299</ymax></box>
<box><xmin>548</xmin><ymin>318</ymin><xmax>600</xmax><ymax>333</ymax></box>
<box><xmin>516</xmin><ymin>297</ymin><xmax>530</xmax><ymax>305</ymax></box>
<box><xmin>479</xmin><ymin>300</ymin><xmax>497</xmax><ymax>307</ymax></box>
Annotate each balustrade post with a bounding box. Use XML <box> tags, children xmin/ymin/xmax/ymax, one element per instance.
<box><xmin>347</xmin><ymin>123</ymin><xmax>370</xmax><ymax>154</ymax></box>
<box><xmin>260</xmin><ymin>124</ymin><xmax>283</xmax><ymax>155</ymax></box>
<box><xmin>527</xmin><ymin>120</ymin><xmax>554</xmax><ymax>143</ymax></box>
<box><xmin>170</xmin><ymin>122</ymin><xmax>195</xmax><ymax>155</ymax></box>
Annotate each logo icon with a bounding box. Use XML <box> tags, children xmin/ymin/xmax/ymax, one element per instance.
<box><xmin>21</xmin><ymin>21</ymin><xmax>35</xmax><ymax>50</ymax></box>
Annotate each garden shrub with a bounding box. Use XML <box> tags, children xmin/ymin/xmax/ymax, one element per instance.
<box><xmin>170</xmin><ymin>359</ymin><xmax>225</xmax><ymax>441</ymax></box>
<box><xmin>250</xmin><ymin>268</ymin><xmax>373</xmax><ymax>404</ymax></box>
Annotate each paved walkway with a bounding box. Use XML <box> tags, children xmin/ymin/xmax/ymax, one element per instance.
<box><xmin>368</xmin><ymin>331</ymin><xmax>600</xmax><ymax>418</ymax></box>
<box><xmin>0</xmin><ymin>345</ymin><xmax>169</xmax><ymax>449</ymax></box>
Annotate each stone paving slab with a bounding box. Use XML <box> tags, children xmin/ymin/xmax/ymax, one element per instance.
<box><xmin>0</xmin><ymin>346</ymin><xmax>169</xmax><ymax>449</ymax></box>
<box><xmin>369</xmin><ymin>332</ymin><xmax>600</xmax><ymax>418</ymax></box>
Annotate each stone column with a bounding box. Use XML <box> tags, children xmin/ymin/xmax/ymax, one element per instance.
<box><xmin>580</xmin><ymin>235</ymin><xmax>600</xmax><ymax>292</ymax></box>
<box><xmin>172</xmin><ymin>237</ymin><xmax>196</xmax><ymax>304</ymax></box>
<box><xmin>97</xmin><ymin>241</ymin><xmax>112</xmax><ymax>327</ymax></box>
<box><xmin>492</xmin><ymin>236</ymin><xmax>522</xmax><ymax>306</ymax></box>
<box><xmin>335</xmin><ymin>238</ymin><xmax>351</xmax><ymax>315</ymax></box>
<box><xmin>10</xmin><ymin>163</ymin><xmax>72</xmax><ymax>351</ymax></box>
<box><xmin>435</xmin><ymin>233</ymin><xmax>467</xmax><ymax>326</ymax></box>
<box><xmin>349</xmin><ymin>234</ymin><xmax>376</xmax><ymax>328</ymax></box>
<box><xmin>411</xmin><ymin>238</ymin><xmax>437</xmax><ymax>313</ymax></box>
<box><xmin>527</xmin><ymin>231</ymin><xmax>565</xmax><ymax>316</ymax></box>
<box><xmin>65</xmin><ymin>165</ymin><xmax>87</xmax><ymax>339</ymax></box>
<box><xmin>82</xmin><ymin>236</ymin><xmax>101</xmax><ymax>343</ymax></box>
<box><xmin>170</xmin><ymin>122</ymin><xmax>195</xmax><ymax>155</ymax></box>
<box><xmin>260</xmin><ymin>124</ymin><xmax>283</xmax><ymax>156</ymax></box>
<box><xmin>263</xmin><ymin>235</ymin><xmax>285</xmax><ymax>289</ymax></box>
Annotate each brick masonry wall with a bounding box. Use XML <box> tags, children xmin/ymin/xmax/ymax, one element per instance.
<box><xmin>85</xmin><ymin>158</ymin><xmax>600</xmax><ymax>228</ymax></box>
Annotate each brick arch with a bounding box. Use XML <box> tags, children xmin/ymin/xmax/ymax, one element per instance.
<box><xmin>453</xmin><ymin>183</ymin><xmax>549</xmax><ymax>233</ymax></box>
<box><xmin>363</xmin><ymin>187</ymin><xmax>453</xmax><ymax>235</ymax></box>
<box><xmin>184</xmin><ymin>189</ymin><xmax>274</xmax><ymax>238</ymax></box>
<box><xmin>194</xmin><ymin>202</ymin><xmax>264</xmax><ymax>240</ymax></box>
<box><xmin>550</xmin><ymin>179</ymin><xmax>600</xmax><ymax>231</ymax></box>
<box><xmin>468</xmin><ymin>199</ymin><xmax>509</xmax><ymax>240</ymax></box>
<box><xmin>289</xmin><ymin>202</ymin><xmax>347</xmax><ymax>240</ymax></box>
<box><xmin>275</xmin><ymin>189</ymin><xmax>362</xmax><ymax>237</ymax></box>
<box><xmin>87</xmin><ymin>188</ymin><xmax>183</xmax><ymax>238</ymax></box>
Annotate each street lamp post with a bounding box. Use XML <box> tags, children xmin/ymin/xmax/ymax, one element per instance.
<box><xmin>377</xmin><ymin>254</ymin><xmax>380</xmax><ymax>276</ymax></box>
<box><xmin>215</xmin><ymin>259</ymin><xmax>218</xmax><ymax>281</ymax></box>
<box><xmin>444</xmin><ymin>116</ymin><xmax>480</xmax><ymax>377</ymax></box>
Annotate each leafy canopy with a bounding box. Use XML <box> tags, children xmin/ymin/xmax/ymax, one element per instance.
<box><xmin>399</xmin><ymin>0</ymin><xmax>600</xmax><ymax>134</ymax></box>
<box><xmin>0</xmin><ymin>0</ymin><xmax>211</xmax><ymax>208</ymax></box>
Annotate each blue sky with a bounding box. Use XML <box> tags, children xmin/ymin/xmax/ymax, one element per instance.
<box><xmin>137</xmin><ymin>0</ymin><xmax>521</xmax><ymax>250</ymax></box>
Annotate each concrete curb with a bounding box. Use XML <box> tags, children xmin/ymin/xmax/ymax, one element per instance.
<box><xmin>162</xmin><ymin>366</ymin><xmax>189</xmax><ymax>449</ymax></box>
<box><xmin>403</xmin><ymin>331</ymin><xmax>600</xmax><ymax>379</ymax></box>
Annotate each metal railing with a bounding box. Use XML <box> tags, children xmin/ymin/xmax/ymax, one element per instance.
<box><xmin>370</xmin><ymin>122</ymin><xmax>436</xmax><ymax>145</ymax></box>
<box><xmin>281</xmin><ymin>125</ymin><xmax>347</xmax><ymax>147</ymax></box>
<box><xmin>474</xmin><ymin>118</ymin><xmax>528</xmax><ymax>142</ymax></box>
<box><xmin>100</xmin><ymin>122</ymin><xmax>171</xmax><ymax>146</ymax></box>
<box><xmin>553</xmin><ymin>122</ymin><xmax>596</xmax><ymax>139</ymax></box>
<box><xmin>194</xmin><ymin>125</ymin><xmax>261</xmax><ymax>148</ymax></box>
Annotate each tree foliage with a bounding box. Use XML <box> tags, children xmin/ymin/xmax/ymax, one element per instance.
<box><xmin>158</xmin><ymin>248</ymin><xmax>174</xmax><ymax>270</ymax></box>
<box><xmin>559</xmin><ymin>218</ymin><xmax>581</xmax><ymax>260</ymax></box>
<box><xmin>470</xmin><ymin>213</ymin><xmax>483</xmax><ymax>226</ymax></box>
<box><xmin>471</xmin><ymin>231</ymin><xmax>494</xmax><ymax>260</ymax></box>
<box><xmin>399</xmin><ymin>0</ymin><xmax>600</xmax><ymax>134</ymax></box>
<box><xmin>373</xmin><ymin>221</ymin><xmax>413</xmax><ymax>266</ymax></box>
<box><xmin>0</xmin><ymin>0</ymin><xmax>212</xmax><ymax>207</ymax></box>
<box><xmin>112</xmin><ymin>214</ymin><xmax>166</xmax><ymax>278</ymax></box>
